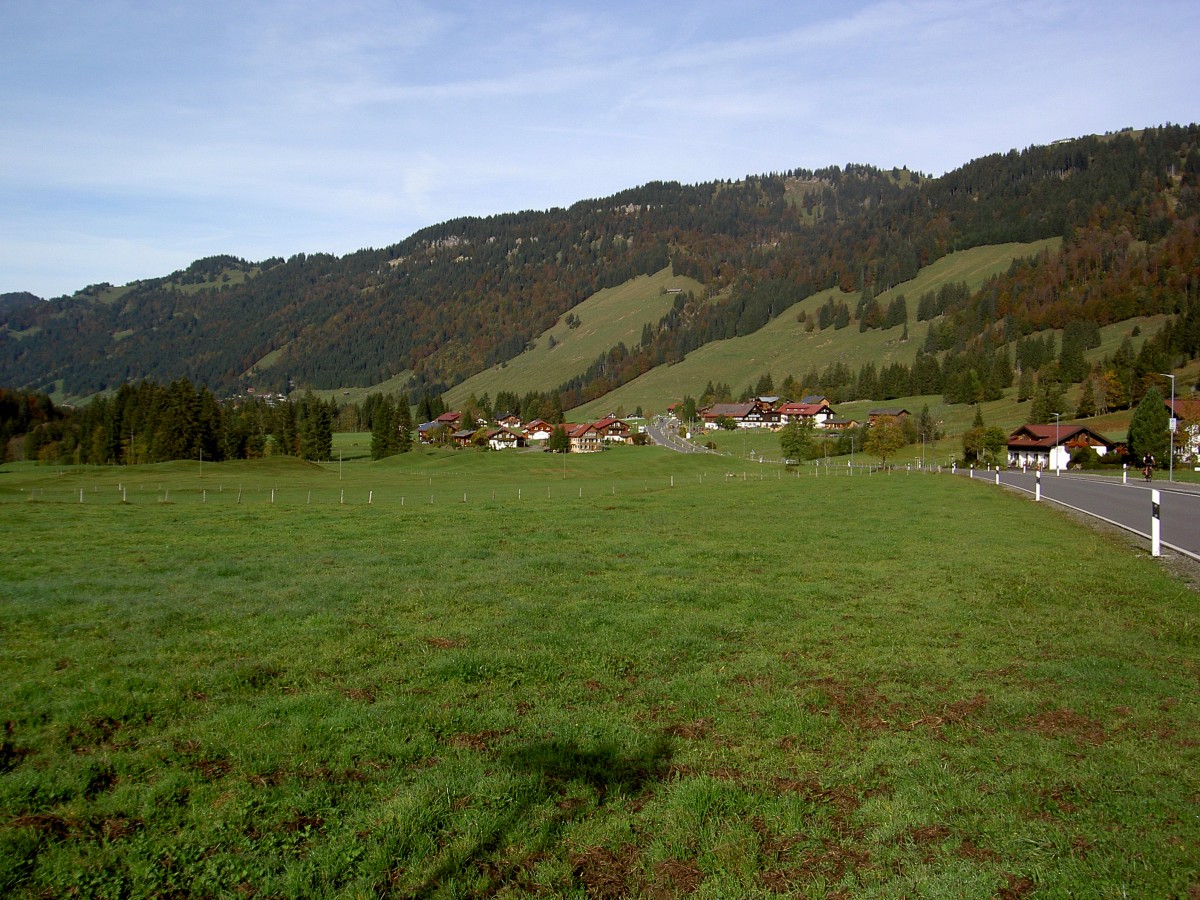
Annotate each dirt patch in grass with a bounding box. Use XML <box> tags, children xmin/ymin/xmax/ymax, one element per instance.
<box><xmin>759</xmin><ymin>836</ymin><xmax>872</xmax><ymax>892</ymax></box>
<box><xmin>8</xmin><ymin>812</ymin><xmax>142</xmax><ymax>842</ymax></box>
<box><xmin>447</xmin><ymin>729</ymin><xmax>512</xmax><ymax>752</ymax></box>
<box><xmin>279</xmin><ymin>811</ymin><xmax>325</xmax><ymax>834</ymax></box>
<box><xmin>571</xmin><ymin>843</ymin><xmax>639</xmax><ymax>898</ymax></box>
<box><xmin>65</xmin><ymin>714</ymin><xmax>137</xmax><ymax>752</ymax></box>
<box><xmin>342</xmin><ymin>686</ymin><xmax>376</xmax><ymax>703</ymax></box>
<box><xmin>1024</xmin><ymin>708</ymin><xmax>1107</xmax><ymax>746</ymax></box>
<box><xmin>648</xmin><ymin>858</ymin><xmax>704</xmax><ymax>896</ymax></box>
<box><xmin>800</xmin><ymin>676</ymin><xmax>902</xmax><ymax>730</ymax></box>
<box><xmin>190</xmin><ymin>756</ymin><xmax>233</xmax><ymax>780</ymax></box>
<box><xmin>664</xmin><ymin>718</ymin><xmax>712</xmax><ymax>740</ymax></box>
<box><xmin>907</xmin><ymin>692</ymin><xmax>990</xmax><ymax>732</ymax></box>
<box><xmin>8</xmin><ymin>813</ymin><xmax>76</xmax><ymax>838</ymax></box>
<box><xmin>772</xmin><ymin>776</ymin><xmax>862</xmax><ymax>818</ymax></box>
<box><xmin>956</xmin><ymin>837</ymin><xmax>1001</xmax><ymax>863</ymax></box>
<box><xmin>425</xmin><ymin>636</ymin><xmax>466</xmax><ymax>649</ymax></box>
<box><xmin>896</xmin><ymin>823</ymin><xmax>952</xmax><ymax>862</ymax></box>
<box><xmin>998</xmin><ymin>873</ymin><xmax>1036</xmax><ymax>898</ymax></box>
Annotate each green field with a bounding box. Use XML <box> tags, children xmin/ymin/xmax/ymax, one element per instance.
<box><xmin>2</xmin><ymin>449</ymin><xmax>1198</xmax><ymax>898</ymax></box>
<box><xmin>445</xmin><ymin>269</ymin><xmax>706</xmax><ymax>410</ymax></box>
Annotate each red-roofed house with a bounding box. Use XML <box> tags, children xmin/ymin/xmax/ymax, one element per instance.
<box><xmin>776</xmin><ymin>400</ymin><xmax>835</xmax><ymax>429</ymax></box>
<box><xmin>566</xmin><ymin>423</ymin><xmax>603</xmax><ymax>453</ymax></box>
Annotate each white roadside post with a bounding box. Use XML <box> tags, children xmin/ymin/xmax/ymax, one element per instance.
<box><xmin>1151</xmin><ymin>490</ymin><xmax>1162</xmax><ymax>557</ymax></box>
<box><xmin>1035</xmin><ymin>469</ymin><xmax>1041</xmax><ymax>502</ymax></box>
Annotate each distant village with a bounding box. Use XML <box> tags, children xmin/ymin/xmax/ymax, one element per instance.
<box><xmin>413</xmin><ymin>393</ymin><xmax>1200</xmax><ymax>471</ymax></box>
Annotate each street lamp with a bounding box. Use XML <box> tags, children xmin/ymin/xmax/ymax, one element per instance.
<box><xmin>1051</xmin><ymin>411</ymin><xmax>1062</xmax><ymax>475</ymax></box>
<box><xmin>1160</xmin><ymin>373</ymin><xmax>1176</xmax><ymax>483</ymax></box>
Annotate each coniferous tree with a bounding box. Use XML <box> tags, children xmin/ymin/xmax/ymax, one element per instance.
<box><xmin>1075</xmin><ymin>380</ymin><xmax>1097</xmax><ymax>418</ymax></box>
<box><xmin>396</xmin><ymin>399</ymin><xmax>413</xmax><ymax>452</ymax></box>
<box><xmin>1127</xmin><ymin>387</ymin><xmax>1169</xmax><ymax>460</ymax></box>
<box><xmin>371</xmin><ymin>396</ymin><xmax>397</xmax><ymax>460</ymax></box>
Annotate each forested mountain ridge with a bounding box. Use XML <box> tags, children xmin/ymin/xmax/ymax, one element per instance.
<box><xmin>2</xmin><ymin>125</ymin><xmax>1198</xmax><ymax>406</ymax></box>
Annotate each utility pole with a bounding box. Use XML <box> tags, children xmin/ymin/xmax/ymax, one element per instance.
<box><xmin>1160</xmin><ymin>373</ymin><xmax>1176</xmax><ymax>483</ymax></box>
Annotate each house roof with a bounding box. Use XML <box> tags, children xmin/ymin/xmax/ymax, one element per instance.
<box><xmin>1167</xmin><ymin>398</ymin><xmax>1200</xmax><ymax>419</ymax></box>
<box><xmin>702</xmin><ymin>402</ymin><xmax>758</xmax><ymax>418</ymax></box>
<box><xmin>435</xmin><ymin>411</ymin><xmax>461</xmax><ymax>423</ymax></box>
<box><xmin>869</xmin><ymin>408</ymin><xmax>910</xmax><ymax>417</ymax></box>
<box><xmin>1007</xmin><ymin>423</ymin><xmax>1114</xmax><ymax>449</ymax></box>
<box><xmin>777</xmin><ymin>401</ymin><xmax>832</xmax><ymax>415</ymax></box>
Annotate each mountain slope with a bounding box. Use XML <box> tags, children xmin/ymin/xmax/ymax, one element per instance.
<box><xmin>1</xmin><ymin>125</ymin><xmax>1198</xmax><ymax>408</ymax></box>
<box><xmin>570</xmin><ymin>240</ymin><xmax>1059</xmax><ymax>419</ymax></box>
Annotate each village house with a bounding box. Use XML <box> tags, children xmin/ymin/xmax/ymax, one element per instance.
<box><xmin>776</xmin><ymin>399</ymin><xmax>836</xmax><ymax>428</ymax></box>
<box><xmin>700</xmin><ymin>399</ymin><xmax>778</xmax><ymax>430</ymax></box>
<box><xmin>495</xmin><ymin>412</ymin><xmax>523</xmax><ymax>430</ymax></box>
<box><xmin>867</xmin><ymin>408</ymin><xmax>910</xmax><ymax>426</ymax></box>
<box><xmin>486</xmin><ymin>428</ymin><xmax>526</xmax><ymax>451</ymax></box>
<box><xmin>566</xmin><ymin>423</ymin><xmax>604</xmax><ymax>453</ymax></box>
<box><xmin>824</xmin><ymin>417</ymin><xmax>859</xmax><ymax>432</ymax></box>
<box><xmin>594</xmin><ymin>416</ymin><xmax>632</xmax><ymax>444</ymax></box>
<box><xmin>1167</xmin><ymin>397</ymin><xmax>1200</xmax><ymax>465</ymax></box>
<box><xmin>450</xmin><ymin>427</ymin><xmax>477</xmax><ymax>448</ymax></box>
<box><xmin>1006</xmin><ymin>423</ymin><xmax>1114</xmax><ymax>470</ymax></box>
<box><xmin>523</xmin><ymin>419</ymin><xmax>554</xmax><ymax>443</ymax></box>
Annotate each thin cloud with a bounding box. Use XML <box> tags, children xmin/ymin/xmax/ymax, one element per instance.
<box><xmin>1</xmin><ymin>0</ymin><xmax>1197</xmax><ymax>298</ymax></box>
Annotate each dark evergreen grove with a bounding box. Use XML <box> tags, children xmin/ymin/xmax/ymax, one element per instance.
<box><xmin>7</xmin><ymin>380</ymin><xmax>357</xmax><ymax>466</ymax></box>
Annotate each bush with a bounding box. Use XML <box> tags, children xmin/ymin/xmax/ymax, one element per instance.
<box><xmin>1070</xmin><ymin>447</ymin><xmax>1100</xmax><ymax>469</ymax></box>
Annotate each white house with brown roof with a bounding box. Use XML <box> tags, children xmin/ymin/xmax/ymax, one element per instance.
<box><xmin>776</xmin><ymin>400</ymin><xmax>835</xmax><ymax>428</ymax></box>
<box><xmin>1007</xmin><ymin>423</ymin><xmax>1114</xmax><ymax>470</ymax></box>
<box><xmin>701</xmin><ymin>400</ymin><xmax>778</xmax><ymax>429</ymax></box>
<box><xmin>486</xmin><ymin>428</ymin><xmax>525</xmax><ymax>451</ymax></box>
<box><xmin>1167</xmin><ymin>398</ymin><xmax>1200</xmax><ymax>465</ymax></box>
<box><xmin>593</xmin><ymin>416</ymin><xmax>632</xmax><ymax>443</ymax></box>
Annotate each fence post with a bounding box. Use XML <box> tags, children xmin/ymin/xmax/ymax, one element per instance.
<box><xmin>1151</xmin><ymin>489</ymin><xmax>1161</xmax><ymax>557</ymax></box>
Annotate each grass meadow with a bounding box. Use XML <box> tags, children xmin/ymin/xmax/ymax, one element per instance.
<box><xmin>2</xmin><ymin>446</ymin><xmax>1198</xmax><ymax>898</ymax></box>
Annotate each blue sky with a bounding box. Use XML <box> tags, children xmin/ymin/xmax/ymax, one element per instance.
<box><xmin>3</xmin><ymin>0</ymin><xmax>1198</xmax><ymax>299</ymax></box>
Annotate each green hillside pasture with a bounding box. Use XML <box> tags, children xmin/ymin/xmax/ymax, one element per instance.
<box><xmin>1</xmin><ymin>456</ymin><xmax>1198</xmax><ymax>897</ymax></box>
<box><xmin>572</xmin><ymin>240</ymin><xmax>1060</xmax><ymax>420</ymax></box>
<box><xmin>313</xmin><ymin>372</ymin><xmax>416</xmax><ymax>408</ymax></box>
<box><xmin>445</xmin><ymin>268</ymin><xmax>705</xmax><ymax>409</ymax></box>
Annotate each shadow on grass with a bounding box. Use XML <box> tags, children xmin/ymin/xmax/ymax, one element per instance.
<box><xmin>405</xmin><ymin>735</ymin><xmax>674</xmax><ymax>897</ymax></box>
<box><xmin>503</xmin><ymin>735</ymin><xmax>674</xmax><ymax>800</ymax></box>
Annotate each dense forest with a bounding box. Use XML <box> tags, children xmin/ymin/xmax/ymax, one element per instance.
<box><xmin>2</xmin><ymin>126</ymin><xmax>1199</xmax><ymax>412</ymax></box>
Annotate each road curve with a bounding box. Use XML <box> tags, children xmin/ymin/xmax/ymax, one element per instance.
<box><xmin>644</xmin><ymin>418</ymin><xmax>713</xmax><ymax>454</ymax></box>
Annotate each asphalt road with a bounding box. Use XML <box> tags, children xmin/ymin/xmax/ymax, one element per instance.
<box><xmin>961</xmin><ymin>468</ymin><xmax>1200</xmax><ymax>560</ymax></box>
<box><xmin>644</xmin><ymin>418</ymin><xmax>713</xmax><ymax>454</ymax></box>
